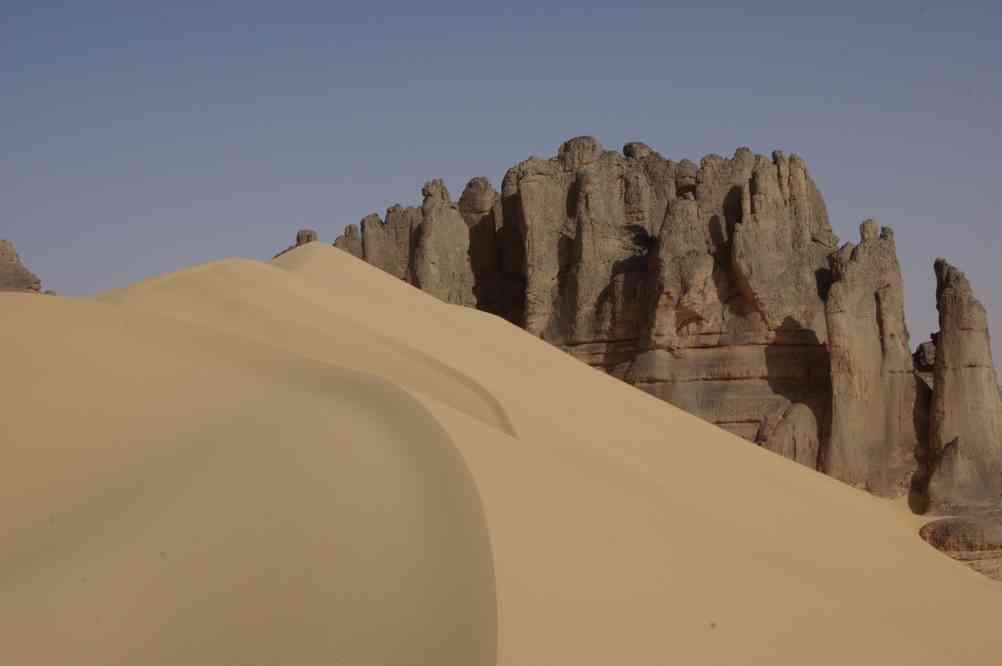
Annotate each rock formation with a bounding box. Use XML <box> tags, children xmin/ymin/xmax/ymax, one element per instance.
<box><xmin>824</xmin><ymin>221</ymin><xmax>928</xmax><ymax>496</ymax></box>
<box><xmin>273</xmin><ymin>229</ymin><xmax>319</xmax><ymax>259</ymax></box>
<box><xmin>298</xmin><ymin>136</ymin><xmax>1001</xmax><ymax>510</ymax></box>
<box><xmin>927</xmin><ymin>259</ymin><xmax>1002</xmax><ymax>512</ymax></box>
<box><xmin>458</xmin><ymin>177</ymin><xmax>503</xmax><ymax>313</ymax></box>
<box><xmin>913</xmin><ymin>337</ymin><xmax>936</xmax><ymax>389</ymax></box>
<box><xmin>755</xmin><ymin>402</ymin><xmax>820</xmax><ymax>469</ymax></box>
<box><xmin>0</xmin><ymin>240</ymin><xmax>42</xmax><ymax>293</ymax></box>
<box><xmin>333</xmin><ymin>224</ymin><xmax>363</xmax><ymax>258</ymax></box>
<box><xmin>411</xmin><ymin>180</ymin><xmax>476</xmax><ymax>306</ymax></box>
<box><xmin>921</xmin><ymin>516</ymin><xmax>1002</xmax><ymax>581</ymax></box>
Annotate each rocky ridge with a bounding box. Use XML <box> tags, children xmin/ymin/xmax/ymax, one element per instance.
<box><xmin>286</xmin><ymin>136</ymin><xmax>1000</xmax><ymax>514</ymax></box>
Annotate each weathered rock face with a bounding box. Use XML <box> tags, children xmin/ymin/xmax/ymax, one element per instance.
<box><xmin>928</xmin><ymin>259</ymin><xmax>1002</xmax><ymax>512</ymax></box>
<box><xmin>411</xmin><ymin>180</ymin><xmax>476</xmax><ymax>306</ymax></box>
<box><xmin>627</xmin><ymin>147</ymin><xmax>836</xmax><ymax>442</ymax></box>
<box><xmin>0</xmin><ymin>240</ymin><xmax>41</xmax><ymax>293</ymax></box>
<box><xmin>273</xmin><ymin>229</ymin><xmax>319</xmax><ymax>259</ymax></box>
<box><xmin>303</xmin><ymin>136</ymin><xmax>1000</xmax><ymax>508</ymax></box>
<box><xmin>333</xmin><ymin>224</ymin><xmax>363</xmax><ymax>258</ymax></box>
<box><xmin>458</xmin><ymin>177</ymin><xmax>503</xmax><ymax>314</ymax></box>
<box><xmin>824</xmin><ymin>221</ymin><xmax>928</xmax><ymax>496</ymax></box>
<box><xmin>359</xmin><ymin>206</ymin><xmax>421</xmax><ymax>281</ymax></box>
<box><xmin>325</xmin><ymin>137</ymin><xmax>838</xmax><ymax>445</ymax></box>
<box><xmin>756</xmin><ymin>402</ymin><xmax>821</xmax><ymax>469</ymax></box>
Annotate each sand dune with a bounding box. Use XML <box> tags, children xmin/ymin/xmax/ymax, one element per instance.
<box><xmin>3</xmin><ymin>242</ymin><xmax>1002</xmax><ymax>664</ymax></box>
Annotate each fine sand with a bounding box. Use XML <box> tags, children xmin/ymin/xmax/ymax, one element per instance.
<box><xmin>3</xmin><ymin>241</ymin><xmax>1002</xmax><ymax>664</ymax></box>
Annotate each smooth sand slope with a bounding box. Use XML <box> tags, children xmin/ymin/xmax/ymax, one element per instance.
<box><xmin>3</xmin><ymin>241</ymin><xmax>1002</xmax><ymax>664</ymax></box>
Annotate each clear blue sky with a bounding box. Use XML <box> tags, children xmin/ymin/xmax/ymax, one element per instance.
<box><xmin>3</xmin><ymin>1</ymin><xmax>1000</xmax><ymax>360</ymax></box>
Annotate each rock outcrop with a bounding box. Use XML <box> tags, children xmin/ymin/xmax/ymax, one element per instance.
<box><xmin>359</xmin><ymin>207</ymin><xmax>419</xmax><ymax>281</ymax></box>
<box><xmin>411</xmin><ymin>180</ymin><xmax>476</xmax><ymax>306</ymax></box>
<box><xmin>0</xmin><ymin>240</ymin><xmax>42</xmax><ymax>293</ymax></box>
<box><xmin>921</xmin><ymin>516</ymin><xmax>1002</xmax><ymax>581</ymax></box>
<box><xmin>333</xmin><ymin>224</ymin><xmax>363</xmax><ymax>258</ymax></box>
<box><xmin>293</xmin><ymin>136</ymin><xmax>1000</xmax><ymax>510</ymax></box>
<box><xmin>824</xmin><ymin>221</ymin><xmax>928</xmax><ymax>496</ymax></box>
<box><xmin>756</xmin><ymin>402</ymin><xmax>821</xmax><ymax>469</ymax></box>
<box><xmin>458</xmin><ymin>177</ymin><xmax>503</xmax><ymax>313</ymax></box>
<box><xmin>927</xmin><ymin>259</ymin><xmax>1002</xmax><ymax>512</ymax></box>
<box><xmin>273</xmin><ymin>229</ymin><xmax>319</xmax><ymax>259</ymax></box>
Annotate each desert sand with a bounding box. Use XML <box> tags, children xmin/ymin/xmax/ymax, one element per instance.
<box><xmin>3</xmin><ymin>242</ymin><xmax>1002</xmax><ymax>664</ymax></box>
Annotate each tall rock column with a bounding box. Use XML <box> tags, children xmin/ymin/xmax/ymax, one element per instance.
<box><xmin>824</xmin><ymin>221</ymin><xmax>928</xmax><ymax>496</ymax></box>
<box><xmin>360</xmin><ymin>206</ymin><xmax>422</xmax><ymax>282</ymax></box>
<box><xmin>928</xmin><ymin>258</ymin><xmax>1002</xmax><ymax>511</ymax></box>
<box><xmin>412</xmin><ymin>179</ymin><xmax>476</xmax><ymax>306</ymax></box>
<box><xmin>458</xmin><ymin>177</ymin><xmax>502</xmax><ymax>313</ymax></box>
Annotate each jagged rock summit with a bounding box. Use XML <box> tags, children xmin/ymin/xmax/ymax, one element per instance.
<box><xmin>0</xmin><ymin>240</ymin><xmax>42</xmax><ymax>293</ymax></box>
<box><xmin>283</xmin><ymin>136</ymin><xmax>1000</xmax><ymax>513</ymax></box>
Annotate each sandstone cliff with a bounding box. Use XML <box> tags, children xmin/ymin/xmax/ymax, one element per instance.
<box><xmin>0</xmin><ymin>240</ymin><xmax>42</xmax><ymax>293</ymax></box>
<box><xmin>298</xmin><ymin>136</ymin><xmax>1000</xmax><ymax>510</ymax></box>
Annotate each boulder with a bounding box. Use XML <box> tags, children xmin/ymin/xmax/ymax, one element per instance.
<box><xmin>914</xmin><ymin>338</ymin><xmax>936</xmax><ymax>389</ymax></box>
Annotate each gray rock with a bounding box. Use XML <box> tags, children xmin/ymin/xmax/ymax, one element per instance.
<box><xmin>0</xmin><ymin>240</ymin><xmax>41</xmax><ymax>293</ymax></box>
<box><xmin>459</xmin><ymin>177</ymin><xmax>502</xmax><ymax>313</ymax></box>
<box><xmin>412</xmin><ymin>180</ymin><xmax>476</xmax><ymax>306</ymax></box>
<box><xmin>914</xmin><ymin>340</ymin><xmax>936</xmax><ymax>373</ymax></box>
<box><xmin>273</xmin><ymin>229</ymin><xmax>319</xmax><ymax>259</ymax></box>
<box><xmin>333</xmin><ymin>224</ymin><xmax>363</xmax><ymax>258</ymax></box>
<box><xmin>914</xmin><ymin>338</ymin><xmax>937</xmax><ymax>391</ymax></box>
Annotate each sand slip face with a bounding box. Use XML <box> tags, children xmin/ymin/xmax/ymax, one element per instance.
<box><xmin>3</xmin><ymin>241</ymin><xmax>1002</xmax><ymax>665</ymax></box>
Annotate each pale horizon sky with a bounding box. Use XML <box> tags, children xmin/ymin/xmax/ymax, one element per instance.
<box><xmin>3</xmin><ymin>1</ymin><xmax>1000</xmax><ymax>362</ymax></box>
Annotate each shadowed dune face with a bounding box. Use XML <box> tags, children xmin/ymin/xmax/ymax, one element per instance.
<box><xmin>4</xmin><ymin>244</ymin><xmax>1002</xmax><ymax>665</ymax></box>
<box><xmin>0</xmin><ymin>294</ymin><xmax>496</xmax><ymax>665</ymax></box>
